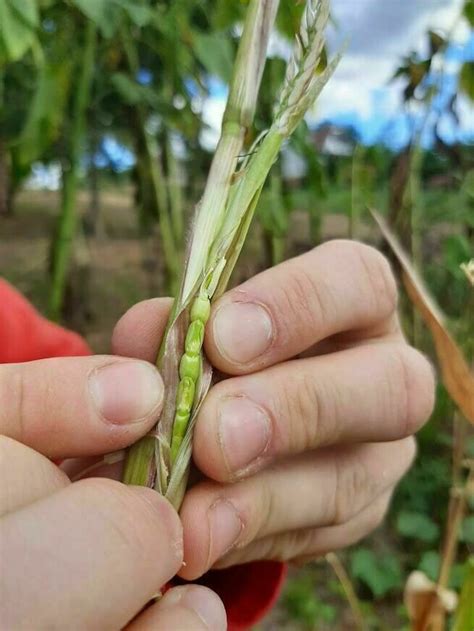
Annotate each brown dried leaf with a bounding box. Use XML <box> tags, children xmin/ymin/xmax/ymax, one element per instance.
<box><xmin>404</xmin><ymin>571</ymin><xmax>458</xmax><ymax>631</ymax></box>
<box><xmin>371</xmin><ymin>210</ymin><xmax>474</xmax><ymax>425</ymax></box>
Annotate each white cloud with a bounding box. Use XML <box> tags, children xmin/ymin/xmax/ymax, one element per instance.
<box><xmin>201</xmin><ymin>0</ymin><xmax>472</xmax><ymax>147</ymax></box>
<box><xmin>312</xmin><ymin>0</ymin><xmax>470</xmax><ymax>129</ymax></box>
<box><xmin>200</xmin><ymin>96</ymin><xmax>226</xmax><ymax>150</ymax></box>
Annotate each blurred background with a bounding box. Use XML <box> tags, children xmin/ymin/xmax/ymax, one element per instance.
<box><xmin>0</xmin><ymin>1</ymin><xmax>473</xmax><ymax>628</ymax></box>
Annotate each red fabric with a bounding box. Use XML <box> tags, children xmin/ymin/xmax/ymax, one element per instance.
<box><xmin>0</xmin><ymin>278</ymin><xmax>286</xmax><ymax>629</ymax></box>
<box><xmin>0</xmin><ymin>279</ymin><xmax>90</xmax><ymax>361</ymax></box>
<box><xmin>192</xmin><ymin>562</ymin><xmax>287</xmax><ymax>630</ymax></box>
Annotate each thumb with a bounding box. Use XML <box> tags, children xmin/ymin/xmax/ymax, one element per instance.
<box><xmin>126</xmin><ymin>585</ymin><xmax>227</xmax><ymax>631</ymax></box>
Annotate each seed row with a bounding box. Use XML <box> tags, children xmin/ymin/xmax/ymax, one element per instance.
<box><xmin>170</xmin><ymin>293</ymin><xmax>211</xmax><ymax>463</ymax></box>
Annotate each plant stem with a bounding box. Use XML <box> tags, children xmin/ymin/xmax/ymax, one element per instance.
<box><xmin>121</xmin><ymin>29</ymin><xmax>180</xmax><ymax>295</ymax></box>
<box><xmin>165</xmin><ymin>129</ymin><xmax>185</xmax><ymax>251</ymax></box>
<box><xmin>326</xmin><ymin>553</ymin><xmax>367</xmax><ymax>631</ymax></box>
<box><xmin>48</xmin><ymin>21</ymin><xmax>96</xmax><ymax>321</ymax></box>
<box><xmin>181</xmin><ymin>0</ymin><xmax>280</xmax><ymax>303</ymax></box>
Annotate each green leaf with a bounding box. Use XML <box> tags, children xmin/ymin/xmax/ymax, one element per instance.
<box><xmin>212</xmin><ymin>0</ymin><xmax>244</xmax><ymax>30</ymax></box>
<box><xmin>110</xmin><ymin>72</ymin><xmax>161</xmax><ymax>108</ymax></box>
<box><xmin>114</xmin><ymin>0</ymin><xmax>153</xmax><ymax>27</ymax></box>
<box><xmin>14</xmin><ymin>61</ymin><xmax>71</xmax><ymax>167</ymax></box>
<box><xmin>462</xmin><ymin>169</ymin><xmax>474</xmax><ymax>199</ymax></box>
<box><xmin>193</xmin><ymin>31</ymin><xmax>234</xmax><ymax>82</ymax></box>
<box><xmin>72</xmin><ymin>0</ymin><xmax>152</xmax><ymax>37</ymax></box>
<box><xmin>419</xmin><ymin>550</ymin><xmax>440</xmax><ymax>581</ymax></box>
<box><xmin>464</xmin><ymin>0</ymin><xmax>474</xmax><ymax>27</ymax></box>
<box><xmin>351</xmin><ymin>548</ymin><xmax>403</xmax><ymax>597</ymax></box>
<box><xmin>0</xmin><ymin>0</ymin><xmax>38</xmax><ymax>62</ymax></box>
<box><xmin>397</xmin><ymin>511</ymin><xmax>440</xmax><ymax>542</ymax></box>
<box><xmin>71</xmin><ymin>0</ymin><xmax>117</xmax><ymax>37</ymax></box>
<box><xmin>276</xmin><ymin>0</ymin><xmax>305</xmax><ymax>39</ymax></box>
<box><xmin>459</xmin><ymin>62</ymin><xmax>474</xmax><ymax>102</ymax></box>
<box><xmin>460</xmin><ymin>516</ymin><xmax>474</xmax><ymax>543</ymax></box>
<box><xmin>283</xmin><ymin>575</ymin><xmax>337</xmax><ymax>627</ymax></box>
<box><xmin>452</xmin><ymin>557</ymin><xmax>474</xmax><ymax>631</ymax></box>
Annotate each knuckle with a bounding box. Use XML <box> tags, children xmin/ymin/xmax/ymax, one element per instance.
<box><xmin>332</xmin><ymin>455</ymin><xmax>371</xmax><ymax>525</ymax></box>
<box><xmin>279</xmin><ymin>265</ymin><xmax>324</xmax><ymax>341</ymax></box>
<box><xmin>239</xmin><ymin>475</ymin><xmax>276</xmax><ymax>545</ymax></box>
<box><xmin>392</xmin><ymin>345</ymin><xmax>436</xmax><ymax>436</ymax></box>
<box><xmin>256</xmin><ymin>477</ymin><xmax>277</xmax><ymax>541</ymax></box>
<box><xmin>319</xmin><ymin>240</ymin><xmax>398</xmax><ymax>320</ymax></box>
<box><xmin>283</xmin><ymin>370</ymin><xmax>321</xmax><ymax>452</ymax></box>
<box><xmin>279</xmin><ymin>530</ymin><xmax>315</xmax><ymax>562</ymax></box>
<box><xmin>354</xmin><ymin>242</ymin><xmax>398</xmax><ymax>318</ymax></box>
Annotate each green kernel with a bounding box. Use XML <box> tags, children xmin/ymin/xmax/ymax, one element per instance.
<box><xmin>190</xmin><ymin>295</ymin><xmax>211</xmax><ymax>324</ymax></box>
<box><xmin>179</xmin><ymin>353</ymin><xmax>200</xmax><ymax>382</ymax></box>
<box><xmin>185</xmin><ymin>320</ymin><xmax>205</xmax><ymax>356</ymax></box>
<box><xmin>174</xmin><ymin>409</ymin><xmax>190</xmax><ymax>429</ymax></box>
<box><xmin>176</xmin><ymin>377</ymin><xmax>195</xmax><ymax>414</ymax></box>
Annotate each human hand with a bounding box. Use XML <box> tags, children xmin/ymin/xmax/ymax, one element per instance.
<box><xmin>113</xmin><ymin>240</ymin><xmax>435</xmax><ymax>580</ymax></box>
<box><xmin>0</xmin><ymin>356</ymin><xmax>226</xmax><ymax>629</ymax></box>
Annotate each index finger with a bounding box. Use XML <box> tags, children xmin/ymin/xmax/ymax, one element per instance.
<box><xmin>204</xmin><ymin>240</ymin><xmax>399</xmax><ymax>375</ymax></box>
<box><xmin>0</xmin><ymin>355</ymin><xmax>164</xmax><ymax>459</ymax></box>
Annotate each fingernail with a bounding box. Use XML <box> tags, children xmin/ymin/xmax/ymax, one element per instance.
<box><xmin>162</xmin><ymin>587</ymin><xmax>227</xmax><ymax>630</ymax></box>
<box><xmin>218</xmin><ymin>396</ymin><xmax>271</xmax><ymax>473</ymax></box>
<box><xmin>213</xmin><ymin>302</ymin><xmax>273</xmax><ymax>364</ymax></box>
<box><xmin>207</xmin><ymin>500</ymin><xmax>243</xmax><ymax>567</ymax></box>
<box><xmin>89</xmin><ymin>361</ymin><xmax>164</xmax><ymax>424</ymax></box>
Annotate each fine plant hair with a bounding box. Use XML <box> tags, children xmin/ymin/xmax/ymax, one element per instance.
<box><xmin>123</xmin><ymin>0</ymin><xmax>340</xmax><ymax>509</ymax></box>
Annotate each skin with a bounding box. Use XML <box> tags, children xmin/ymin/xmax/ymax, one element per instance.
<box><xmin>0</xmin><ymin>240</ymin><xmax>435</xmax><ymax>627</ymax></box>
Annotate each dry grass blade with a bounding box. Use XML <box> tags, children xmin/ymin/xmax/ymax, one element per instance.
<box><xmin>371</xmin><ymin>210</ymin><xmax>474</xmax><ymax>425</ymax></box>
<box><xmin>326</xmin><ymin>553</ymin><xmax>367</xmax><ymax>631</ymax></box>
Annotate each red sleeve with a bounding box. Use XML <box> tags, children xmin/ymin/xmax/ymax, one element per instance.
<box><xmin>194</xmin><ymin>562</ymin><xmax>287</xmax><ymax>630</ymax></box>
<box><xmin>0</xmin><ymin>278</ymin><xmax>286</xmax><ymax>628</ymax></box>
<box><xmin>0</xmin><ymin>279</ymin><xmax>90</xmax><ymax>362</ymax></box>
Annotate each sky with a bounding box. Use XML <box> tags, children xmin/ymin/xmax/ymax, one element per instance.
<box><xmin>30</xmin><ymin>0</ymin><xmax>473</xmax><ymax>189</ymax></box>
<box><xmin>202</xmin><ymin>0</ymin><xmax>474</xmax><ymax>150</ymax></box>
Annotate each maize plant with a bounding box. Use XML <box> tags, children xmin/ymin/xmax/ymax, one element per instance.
<box><xmin>123</xmin><ymin>0</ymin><xmax>340</xmax><ymax>508</ymax></box>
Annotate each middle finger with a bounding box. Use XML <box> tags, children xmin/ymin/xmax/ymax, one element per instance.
<box><xmin>194</xmin><ymin>342</ymin><xmax>434</xmax><ymax>482</ymax></box>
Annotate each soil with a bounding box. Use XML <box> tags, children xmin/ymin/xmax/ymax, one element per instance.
<box><xmin>0</xmin><ymin>188</ymin><xmax>353</xmax><ymax>353</ymax></box>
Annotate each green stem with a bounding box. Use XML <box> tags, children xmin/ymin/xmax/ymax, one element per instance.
<box><xmin>48</xmin><ymin>21</ymin><xmax>96</xmax><ymax>321</ymax></box>
<box><xmin>165</xmin><ymin>129</ymin><xmax>185</xmax><ymax>251</ymax></box>
<box><xmin>121</xmin><ymin>29</ymin><xmax>179</xmax><ymax>295</ymax></box>
<box><xmin>181</xmin><ymin>0</ymin><xmax>279</xmax><ymax>302</ymax></box>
